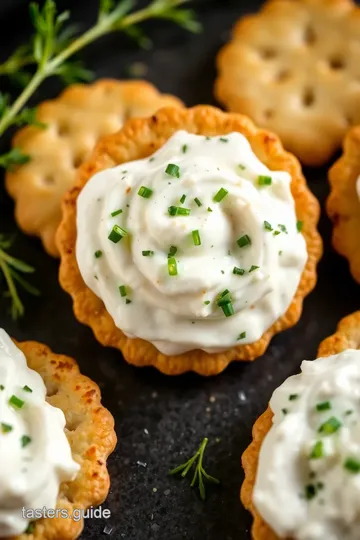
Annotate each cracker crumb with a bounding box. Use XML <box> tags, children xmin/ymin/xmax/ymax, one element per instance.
<box><xmin>144</xmin><ymin>428</ymin><xmax>149</xmax><ymax>435</ymax></box>
<box><xmin>209</xmin><ymin>395</ymin><xmax>216</xmax><ymax>403</ymax></box>
<box><xmin>137</xmin><ymin>460</ymin><xmax>147</xmax><ymax>468</ymax></box>
<box><xmin>238</xmin><ymin>391</ymin><xmax>247</xmax><ymax>402</ymax></box>
<box><xmin>164</xmin><ymin>489</ymin><xmax>171</xmax><ymax>496</ymax></box>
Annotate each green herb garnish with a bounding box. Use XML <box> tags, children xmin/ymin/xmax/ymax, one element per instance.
<box><xmin>168</xmin><ymin>245</ymin><xmax>178</xmax><ymax>258</ymax></box>
<box><xmin>249</xmin><ymin>265</ymin><xmax>259</xmax><ymax>273</ymax></box>
<box><xmin>9</xmin><ymin>395</ymin><xmax>25</xmax><ymax>409</ymax></box>
<box><xmin>219</xmin><ymin>137</ymin><xmax>228</xmax><ymax>143</ymax></box>
<box><xmin>138</xmin><ymin>186</ymin><xmax>153</xmax><ymax>199</ymax></box>
<box><xmin>213</xmin><ymin>187</ymin><xmax>228</xmax><ymax>203</ymax></box>
<box><xmin>168</xmin><ymin>206</ymin><xmax>191</xmax><ymax>217</ymax></box>
<box><xmin>204</xmin><ymin>300</ymin><xmax>211</xmax><ymax>305</ymax></box>
<box><xmin>305</xmin><ymin>483</ymin><xmax>317</xmax><ymax>500</ymax></box>
<box><xmin>21</xmin><ymin>435</ymin><xmax>32</xmax><ymax>448</ymax></box>
<box><xmin>180</xmin><ymin>194</ymin><xmax>186</xmax><ymax>204</ymax></box>
<box><xmin>108</xmin><ymin>224</ymin><xmax>128</xmax><ymax>243</ymax></box>
<box><xmin>344</xmin><ymin>458</ymin><xmax>360</xmax><ymax>473</ymax></box>
<box><xmin>316</xmin><ymin>401</ymin><xmax>331</xmax><ymax>412</ymax></box>
<box><xmin>142</xmin><ymin>250</ymin><xmax>154</xmax><ymax>256</ymax></box>
<box><xmin>264</xmin><ymin>221</ymin><xmax>273</xmax><ymax>232</ymax></box>
<box><xmin>169</xmin><ymin>437</ymin><xmax>220</xmax><ymax>500</ymax></box>
<box><xmin>192</xmin><ymin>230</ymin><xmax>201</xmax><ymax>246</ymax></box>
<box><xmin>318</xmin><ymin>417</ymin><xmax>342</xmax><ymax>435</ymax></box>
<box><xmin>310</xmin><ymin>440</ymin><xmax>324</xmax><ymax>459</ymax></box>
<box><xmin>1</xmin><ymin>422</ymin><xmax>13</xmax><ymax>433</ymax></box>
<box><xmin>207</xmin><ymin>207</ymin><xmax>213</xmax><ymax>212</ymax></box>
<box><xmin>258</xmin><ymin>175</ymin><xmax>272</xmax><ymax>186</ymax></box>
<box><xmin>168</xmin><ymin>257</ymin><xmax>178</xmax><ymax>276</ymax></box>
<box><xmin>278</xmin><ymin>224</ymin><xmax>288</xmax><ymax>234</ymax></box>
<box><xmin>110</xmin><ymin>209</ymin><xmax>122</xmax><ymax>217</ymax></box>
<box><xmin>194</xmin><ymin>197</ymin><xmax>202</xmax><ymax>207</ymax></box>
<box><xmin>237</xmin><ymin>235</ymin><xmax>251</xmax><ymax>248</ymax></box>
<box><xmin>182</xmin><ymin>144</ymin><xmax>188</xmax><ymax>153</ymax></box>
<box><xmin>125</xmin><ymin>298</ymin><xmax>131</xmax><ymax>304</ymax></box>
<box><xmin>119</xmin><ymin>285</ymin><xmax>127</xmax><ymax>297</ymax></box>
<box><xmin>237</xmin><ymin>332</ymin><xmax>246</xmax><ymax>340</ymax></box>
<box><xmin>297</xmin><ymin>220</ymin><xmax>304</xmax><ymax>232</ymax></box>
<box><xmin>165</xmin><ymin>163</ymin><xmax>180</xmax><ymax>178</ymax></box>
<box><xmin>289</xmin><ymin>394</ymin><xmax>299</xmax><ymax>401</ymax></box>
<box><xmin>94</xmin><ymin>250</ymin><xmax>103</xmax><ymax>259</ymax></box>
<box><xmin>23</xmin><ymin>385</ymin><xmax>32</xmax><ymax>393</ymax></box>
<box><xmin>233</xmin><ymin>267</ymin><xmax>245</xmax><ymax>275</ymax></box>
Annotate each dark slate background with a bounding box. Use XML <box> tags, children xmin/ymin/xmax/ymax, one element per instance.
<box><xmin>1</xmin><ymin>1</ymin><xmax>359</xmax><ymax>539</ymax></box>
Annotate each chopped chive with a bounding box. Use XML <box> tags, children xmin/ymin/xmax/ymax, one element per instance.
<box><xmin>249</xmin><ymin>265</ymin><xmax>259</xmax><ymax>273</ymax></box>
<box><xmin>119</xmin><ymin>285</ymin><xmax>127</xmax><ymax>297</ymax></box>
<box><xmin>149</xmin><ymin>157</ymin><xmax>155</xmax><ymax>162</ymax></box>
<box><xmin>258</xmin><ymin>175</ymin><xmax>272</xmax><ymax>186</ymax></box>
<box><xmin>108</xmin><ymin>225</ymin><xmax>128</xmax><ymax>243</ymax></box>
<box><xmin>345</xmin><ymin>410</ymin><xmax>354</xmax><ymax>416</ymax></box>
<box><xmin>282</xmin><ymin>408</ymin><xmax>288</xmax><ymax>415</ymax></box>
<box><xmin>279</xmin><ymin>250</ymin><xmax>283</xmax><ymax>255</ymax></box>
<box><xmin>9</xmin><ymin>395</ymin><xmax>24</xmax><ymax>409</ymax></box>
<box><xmin>138</xmin><ymin>186</ymin><xmax>153</xmax><ymax>199</ymax></box>
<box><xmin>125</xmin><ymin>299</ymin><xmax>132</xmax><ymax>304</ymax></box>
<box><xmin>297</xmin><ymin>220</ymin><xmax>304</xmax><ymax>232</ymax></box>
<box><xmin>194</xmin><ymin>197</ymin><xmax>202</xmax><ymax>207</ymax></box>
<box><xmin>217</xmin><ymin>290</ymin><xmax>232</xmax><ymax>307</ymax></box>
<box><xmin>344</xmin><ymin>458</ymin><xmax>360</xmax><ymax>473</ymax></box>
<box><xmin>110</xmin><ymin>209</ymin><xmax>122</xmax><ymax>217</ymax></box>
<box><xmin>318</xmin><ymin>416</ymin><xmax>342</xmax><ymax>435</ymax></box>
<box><xmin>310</xmin><ymin>440</ymin><xmax>324</xmax><ymax>459</ymax></box>
<box><xmin>142</xmin><ymin>250</ymin><xmax>154</xmax><ymax>256</ymax></box>
<box><xmin>219</xmin><ymin>137</ymin><xmax>228</xmax><ymax>143</ymax></box>
<box><xmin>264</xmin><ymin>221</ymin><xmax>273</xmax><ymax>232</ymax></box>
<box><xmin>165</xmin><ymin>164</ymin><xmax>180</xmax><ymax>178</ymax></box>
<box><xmin>207</xmin><ymin>207</ymin><xmax>213</xmax><ymax>212</ymax></box>
<box><xmin>1</xmin><ymin>422</ymin><xmax>12</xmax><ymax>433</ymax></box>
<box><xmin>180</xmin><ymin>194</ymin><xmax>186</xmax><ymax>204</ymax></box>
<box><xmin>238</xmin><ymin>164</ymin><xmax>246</xmax><ymax>171</ymax></box>
<box><xmin>237</xmin><ymin>235</ymin><xmax>251</xmax><ymax>248</ymax></box>
<box><xmin>273</xmin><ymin>230</ymin><xmax>281</xmax><ymax>236</ymax></box>
<box><xmin>213</xmin><ymin>187</ymin><xmax>228</xmax><ymax>203</ymax></box>
<box><xmin>94</xmin><ymin>275</ymin><xmax>98</xmax><ymax>280</ymax></box>
<box><xmin>182</xmin><ymin>144</ymin><xmax>188</xmax><ymax>153</ymax></box>
<box><xmin>221</xmin><ymin>302</ymin><xmax>234</xmax><ymax>317</ymax></box>
<box><xmin>289</xmin><ymin>394</ymin><xmax>299</xmax><ymax>401</ymax></box>
<box><xmin>168</xmin><ymin>246</ymin><xmax>178</xmax><ymax>258</ymax></box>
<box><xmin>192</xmin><ymin>230</ymin><xmax>201</xmax><ymax>246</ymax></box>
<box><xmin>168</xmin><ymin>206</ymin><xmax>191</xmax><ymax>217</ymax></box>
<box><xmin>0</xmin><ymin>385</ymin><xmax>4</xmax><ymax>390</ymax></box>
<box><xmin>94</xmin><ymin>250</ymin><xmax>103</xmax><ymax>259</ymax></box>
<box><xmin>316</xmin><ymin>401</ymin><xmax>331</xmax><ymax>412</ymax></box>
<box><xmin>305</xmin><ymin>484</ymin><xmax>317</xmax><ymax>500</ymax></box>
<box><xmin>204</xmin><ymin>300</ymin><xmax>211</xmax><ymax>305</ymax></box>
<box><xmin>278</xmin><ymin>224</ymin><xmax>288</xmax><ymax>234</ymax></box>
<box><xmin>21</xmin><ymin>435</ymin><xmax>32</xmax><ymax>448</ymax></box>
<box><xmin>218</xmin><ymin>289</ymin><xmax>229</xmax><ymax>299</ymax></box>
<box><xmin>22</xmin><ymin>385</ymin><xmax>32</xmax><ymax>393</ymax></box>
<box><xmin>233</xmin><ymin>267</ymin><xmax>245</xmax><ymax>276</ymax></box>
<box><xmin>26</xmin><ymin>523</ymin><xmax>35</xmax><ymax>534</ymax></box>
<box><xmin>168</xmin><ymin>257</ymin><xmax>178</xmax><ymax>276</ymax></box>
<box><xmin>237</xmin><ymin>332</ymin><xmax>246</xmax><ymax>340</ymax></box>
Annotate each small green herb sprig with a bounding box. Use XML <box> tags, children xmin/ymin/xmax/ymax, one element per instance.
<box><xmin>169</xmin><ymin>438</ymin><xmax>220</xmax><ymax>500</ymax></box>
<box><xmin>0</xmin><ymin>235</ymin><xmax>40</xmax><ymax>319</ymax></box>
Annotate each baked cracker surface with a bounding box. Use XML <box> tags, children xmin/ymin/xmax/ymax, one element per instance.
<box><xmin>215</xmin><ymin>0</ymin><xmax>360</xmax><ymax>166</ymax></box>
<box><xmin>57</xmin><ymin>105</ymin><xmax>322</xmax><ymax>376</ymax></box>
<box><xmin>5</xmin><ymin>79</ymin><xmax>183</xmax><ymax>257</ymax></box>
<box><xmin>6</xmin><ymin>339</ymin><xmax>116</xmax><ymax>540</ymax></box>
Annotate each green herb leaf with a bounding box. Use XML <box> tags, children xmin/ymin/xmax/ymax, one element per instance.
<box><xmin>165</xmin><ymin>163</ymin><xmax>180</xmax><ymax>178</ymax></box>
<box><xmin>310</xmin><ymin>440</ymin><xmax>324</xmax><ymax>459</ymax></box>
<box><xmin>237</xmin><ymin>332</ymin><xmax>246</xmax><ymax>340</ymax></box>
<box><xmin>21</xmin><ymin>435</ymin><xmax>32</xmax><ymax>448</ymax></box>
<box><xmin>0</xmin><ymin>148</ymin><xmax>30</xmax><ymax>170</ymax></box>
<box><xmin>192</xmin><ymin>230</ymin><xmax>201</xmax><ymax>246</ymax></box>
<box><xmin>168</xmin><ymin>257</ymin><xmax>178</xmax><ymax>276</ymax></box>
<box><xmin>237</xmin><ymin>235</ymin><xmax>251</xmax><ymax>248</ymax></box>
<box><xmin>318</xmin><ymin>416</ymin><xmax>342</xmax><ymax>435</ymax></box>
<box><xmin>213</xmin><ymin>187</ymin><xmax>228</xmax><ymax>203</ymax></box>
<box><xmin>1</xmin><ymin>422</ymin><xmax>13</xmax><ymax>433</ymax></box>
<box><xmin>9</xmin><ymin>395</ymin><xmax>25</xmax><ymax>409</ymax></box>
<box><xmin>258</xmin><ymin>175</ymin><xmax>272</xmax><ymax>187</ymax></box>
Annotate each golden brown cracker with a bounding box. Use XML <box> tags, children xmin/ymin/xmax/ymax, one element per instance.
<box><xmin>327</xmin><ymin>125</ymin><xmax>360</xmax><ymax>283</ymax></box>
<box><xmin>56</xmin><ymin>105</ymin><xmax>322</xmax><ymax>376</ymax></box>
<box><xmin>215</xmin><ymin>0</ymin><xmax>360</xmax><ymax>166</ymax></box>
<box><xmin>8</xmin><ymin>339</ymin><xmax>116</xmax><ymax>540</ymax></box>
<box><xmin>5</xmin><ymin>79</ymin><xmax>183</xmax><ymax>257</ymax></box>
<box><xmin>241</xmin><ymin>310</ymin><xmax>360</xmax><ymax>540</ymax></box>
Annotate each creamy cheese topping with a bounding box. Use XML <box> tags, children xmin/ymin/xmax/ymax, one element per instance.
<box><xmin>253</xmin><ymin>349</ymin><xmax>360</xmax><ymax>540</ymax></box>
<box><xmin>0</xmin><ymin>329</ymin><xmax>80</xmax><ymax>536</ymax></box>
<box><xmin>76</xmin><ymin>131</ymin><xmax>307</xmax><ymax>355</ymax></box>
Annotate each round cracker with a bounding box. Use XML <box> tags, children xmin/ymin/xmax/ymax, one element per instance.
<box><xmin>327</xmin><ymin>125</ymin><xmax>360</xmax><ymax>284</ymax></box>
<box><xmin>215</xmin><ymin>0</ymin><xmax>360</xmax><ymax>166</ymax></box>
<box><xmin>241</xmin><ymin>310</ymin><xmax>360</xmax><ymax>540</ymax></box>
<box><xmin>7</xmin><ymin>339</ymin><xmax>116</xmax><ymax>540</ymax></box>
<box><xmin>5</xmin><ymin>79</ymin><xmax>183</xmax><ymax>257</ymax></box>
<box><xmin>56</xmin><ymin>105</ymin><xmax>322</xmax><ymax>376</ymax></box>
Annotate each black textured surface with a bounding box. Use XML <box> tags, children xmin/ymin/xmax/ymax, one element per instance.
<box><xmin>1</xmin><ymin>1</ymin><xmax>360</xmax><ymax>539</ymax></box>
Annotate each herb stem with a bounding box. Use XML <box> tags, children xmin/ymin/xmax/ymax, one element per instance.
<box><xmin>0</xmin><ymin>255</ymin><xmax>24</xmax><ymax>319</ymax></box>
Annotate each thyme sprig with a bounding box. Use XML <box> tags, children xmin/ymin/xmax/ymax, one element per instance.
<box><xmin>169</xmin><ymin>438</ymin><xmax>220</xmax><ymax>500</ymax></box>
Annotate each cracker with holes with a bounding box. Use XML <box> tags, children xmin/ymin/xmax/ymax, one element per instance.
<box><xmin>0</xmin><ymin>328</ymin><xmax>116</xmax><ymax>540</ymax></box>
<box><xmin>215</xmin><ymin>0</ymin><xmax>360</xmax><ymax>166</ymax></box>
<box><xmin>57</xmin><ymin>105</ymin><xmax>322</xmax><ymax>376</ymax></box>
<box><xmin>327</xmin><ymin>125</ymin><xmax>360</xmax><ymax>283</ymax></box>
<box><xmin>5</xmin><ymin>79</ymin><xmax>183</xmax><ymax>257</ymax></box>
<box><xmin>241</xmin><ymin>310</ymin><xmax>360</xmax><ymax>540</ymax></box>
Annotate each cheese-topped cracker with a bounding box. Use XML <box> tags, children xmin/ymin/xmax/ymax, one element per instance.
<box><xmin>5</xmin><ymin>79</ymin><xmax>183</xmax><ymax>257</ymax></box>
<box><xmin>215</xmin><ymin>0</ymin><xmax>360</xmax><ymax>166</ymax></box>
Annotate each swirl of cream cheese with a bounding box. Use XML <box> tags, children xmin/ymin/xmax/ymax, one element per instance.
<box><xmin>253</xmin><ymin>350</ymin><xmax>360</xmax><ymax>540</ymax></box>
<box><xmin>76</xmin><ymin>131</ymin><xmax>307</xmax><ymax>355</ymax></box>
<box><xmin>0</xmin><ymin>329</ymin><xmax>80</xmax><ymax>536</ymax></box>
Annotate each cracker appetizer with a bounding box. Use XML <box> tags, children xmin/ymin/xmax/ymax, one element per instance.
<box><xmin>241</xmin><ymin>310</ymin><xmax>360</xmax><ymax>540</ymax></box>
<box><xmin>5</xmin><ymin>79</ymin><xmax>183</xmax><ymax>257</ymax></box>
<box><xmin>327</xmin><ymin>126</ymin><xmax>360</xmax><ymax>283</ymax></box>
<box><xmin>0</xmin><ymin>329</ymin><xmax>116</xmax><ymax>539</ymax></box>
<box><xmin>57</xmin><ymin>105</ymin><xmax>322</xmax><ymax>376</ymax></box>
<box><xmin>215</xmin><ymin>0</ymin><xmax>360</xmax><ymax>166</ymax></box>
